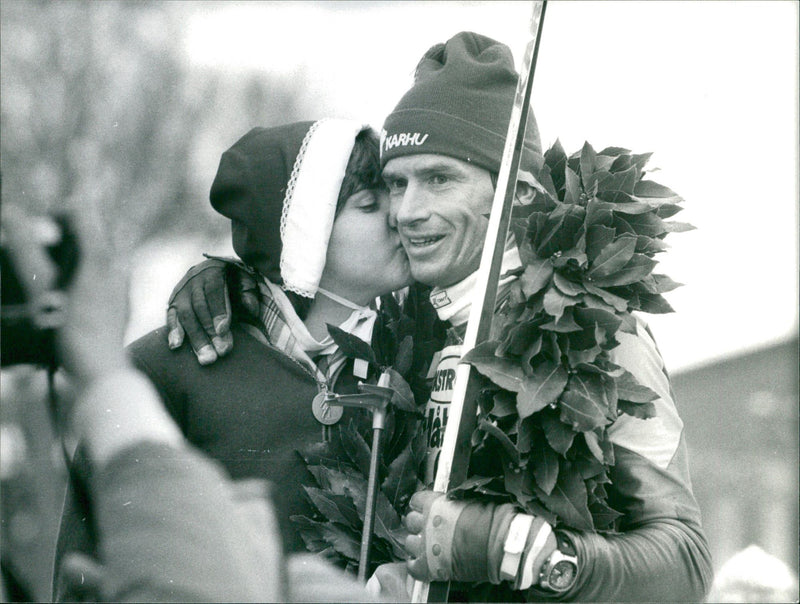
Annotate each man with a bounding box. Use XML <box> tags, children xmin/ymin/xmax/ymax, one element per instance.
<box><xmin>376</xmin><ymin>31</ymin><xmax>712</xmax><ymax>601</ymax></box>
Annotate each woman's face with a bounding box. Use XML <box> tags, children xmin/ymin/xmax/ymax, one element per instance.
<box><xmin>319</xmin><ymin>187</ymin><xmax>412</xmax><ymax>305</ymax></box>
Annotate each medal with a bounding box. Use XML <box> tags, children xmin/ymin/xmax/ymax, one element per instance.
<box><xmin>311</xmin><ymin>391</ymin><xmax>343</xmax><ymax>426</ymax></box>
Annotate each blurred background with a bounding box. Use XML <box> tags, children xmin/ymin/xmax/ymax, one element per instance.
<box><xmin>1</xmin><ymin>1</ymin><xmax>797</xmax><ymax>600</ymax></box>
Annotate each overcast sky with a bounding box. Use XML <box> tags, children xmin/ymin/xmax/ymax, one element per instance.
<box><xmin>177</xmin><ymin>0</ymin><xmax>798</xmax><ymax>372</ymax></box>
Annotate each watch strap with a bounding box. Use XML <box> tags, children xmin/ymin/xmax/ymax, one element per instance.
<box><xmin>556</xmin><ymin>530</ymin><xmax>576</xmax><ymax>556</ymax></box>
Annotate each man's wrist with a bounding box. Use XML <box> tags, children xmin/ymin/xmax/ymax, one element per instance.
<box><xmin>537</xmin><ymin>532</ymin><xmax>579</xmax><ymax>593</ymax></box>
<box><xmin>498</xmin><ymin>513</ymin><xmax>576</xmax><ymax>592</ymax></box>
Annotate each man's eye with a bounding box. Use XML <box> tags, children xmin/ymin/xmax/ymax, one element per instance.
<box><xmin>430</xmin><ymin>174</ymin><xmax>449</xmax><ymax>185</ymax></box>
<box><xmin>385</xmin><ymin>178</ymin><xmax>406</xmax><ymax>192</ymax></box>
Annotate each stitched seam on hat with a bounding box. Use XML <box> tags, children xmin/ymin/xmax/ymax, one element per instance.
<box><xmin>385</xmin><ymin>108</ymin><xmax>507</xmax><ymax>140</ymax></box>
<box><xmin>280</xmin><ymin>119</ymin><xmax>324</xmax><ymax>297</ymax></box>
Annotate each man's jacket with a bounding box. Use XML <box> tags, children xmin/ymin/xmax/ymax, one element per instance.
<box><xmin>420</xmin><ymin>301</ymin><xmax>713</xmax><ymax>601</ymax></box>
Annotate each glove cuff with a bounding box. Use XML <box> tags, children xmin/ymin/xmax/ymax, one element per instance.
<box><xmin>453</xmin><ymin>501</ymin><xmax>516</xmax><ymax>584</ymax></box>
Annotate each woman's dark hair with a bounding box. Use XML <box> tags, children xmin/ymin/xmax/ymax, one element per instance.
<box><xmin>335</xmin><ymin>127</ymin><xmax>382</xmax><ymax>216</ymax></box>
<box><xmin>285</xmin><ymin>127</ymin><xmax>382</xmax><ymax>320</ymax></box>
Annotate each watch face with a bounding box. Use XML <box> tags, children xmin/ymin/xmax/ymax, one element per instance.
<box><xmin>549</xmin><ymin>559</ymin><xmax>577</xmax><ymax>590</ymax></box>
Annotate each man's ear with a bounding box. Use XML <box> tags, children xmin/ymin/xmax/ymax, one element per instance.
<box><xmin>514</xmin><ymin>181</ymin><xmax>536</xmax><ymax>205</ymax></box>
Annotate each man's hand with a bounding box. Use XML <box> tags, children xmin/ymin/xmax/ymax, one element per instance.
<box><xmin>404</xmin><ymin>490</ymin><xmax>556</xmax><ymax>588</ymax></box>
<box><xmin>165</xmin><ymin>259</ymin><xmax>259</xmax><ymax>365</ymax></box>
<box><xmin>404</xmin><ymin>490</ymin><xmax>509</xmax><ymax>584</ymax></box>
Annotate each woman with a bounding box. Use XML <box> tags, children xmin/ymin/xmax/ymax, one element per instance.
<box><xmin>54</xmin><ymin>119</ymin><xmax>416</xmax><ymax>599</ymax></box>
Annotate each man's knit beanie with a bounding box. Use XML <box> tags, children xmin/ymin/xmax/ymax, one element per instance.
<box><xmin>210</xmin><ymin>119</ymin><xmax>368</xmax><ymax>298</ymax></box>
<box><xmin>381</xmin><ymin>31</ymin><xmax>541</xmax><ymax>173</ymax></box>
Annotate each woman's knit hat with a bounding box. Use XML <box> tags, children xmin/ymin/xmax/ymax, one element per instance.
<box><xmin>381</xmin><ymin>31</ymin><xmax>541</xmax><ymax>173</ymax></box>
<box><xmin>210</xmin><ymin>119</ymin><xmax>368</xmax><ymax>298</ymax></box>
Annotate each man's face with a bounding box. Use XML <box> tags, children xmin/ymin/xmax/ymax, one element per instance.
<box><xmin>383</xmin><ymin>154</ymin><xmax>494</xmax><ymax>288</ymax></box>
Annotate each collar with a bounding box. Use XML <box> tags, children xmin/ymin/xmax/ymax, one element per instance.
<box><xmin>264</xmin><ymin>279</ymin><xmax>377</xmax><ymax>379</ymax></box>
<box><xmin>429</xmin><ymin>245</ymin><xmax>522</xmax><ymax>326</ymax></box>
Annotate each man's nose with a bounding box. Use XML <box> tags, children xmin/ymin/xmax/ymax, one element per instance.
<box><xmin>391</xmin><ymin>185</ymin><xmax>431</xmax><ymax>228</ymax></box>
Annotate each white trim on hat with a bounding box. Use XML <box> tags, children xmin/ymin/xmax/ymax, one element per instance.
<box><xmin>279</xmin><ymin>118</ymin><xmax>368</xmax><ymax>298</ymax></box>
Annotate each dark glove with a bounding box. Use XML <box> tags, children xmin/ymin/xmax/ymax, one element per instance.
<box><xmin>166</xmin><ymin>257</ymin><xmax>259</xmax><ymax>364</ymax></box>
<box><xmin>404</xmin><ymin>490</ymin><xmax>557</xmax><ymax>589</ymax></box>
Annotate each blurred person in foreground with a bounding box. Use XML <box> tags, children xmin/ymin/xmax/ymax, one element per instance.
<box><xmin>0</xmin><ymin>200</ymin><xmax>379</xmax><ymax>602</ymax></box>
<box><xmin>169</xmin><ymin>32</ymin><xmax>714</xmax><ymax>601</ymax></box>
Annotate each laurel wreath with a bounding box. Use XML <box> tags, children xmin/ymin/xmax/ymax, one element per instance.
<box><xmin>457</xmin><ymin>140</ymin><xmax>693</xmax><ymax>531</ymax></box>
<box><xmin>290</xmin><ymin>292</ymin><xmax>430</xmax><ymax>575</ymax></box>
<box><xmin>292</xmin><ymin>141</ymin><xmax>692</xmax><ymax>571</ymax></box>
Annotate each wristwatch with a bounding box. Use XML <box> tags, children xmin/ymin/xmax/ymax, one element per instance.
<box><xmin>538</xmin><ymin>535</ymin><xmax>578</xmax><ymax>593</ymax></box>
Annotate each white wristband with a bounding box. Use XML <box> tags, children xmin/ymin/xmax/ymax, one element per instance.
<box><xmin>500</xmin><ymin>514</ymin><xmax>534</xmax><ymax>582</ymax></box>
<box><xmin>515</xmin><ymin>521</ymin><xmax>553</xmax><ymax>590</ymax></box>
